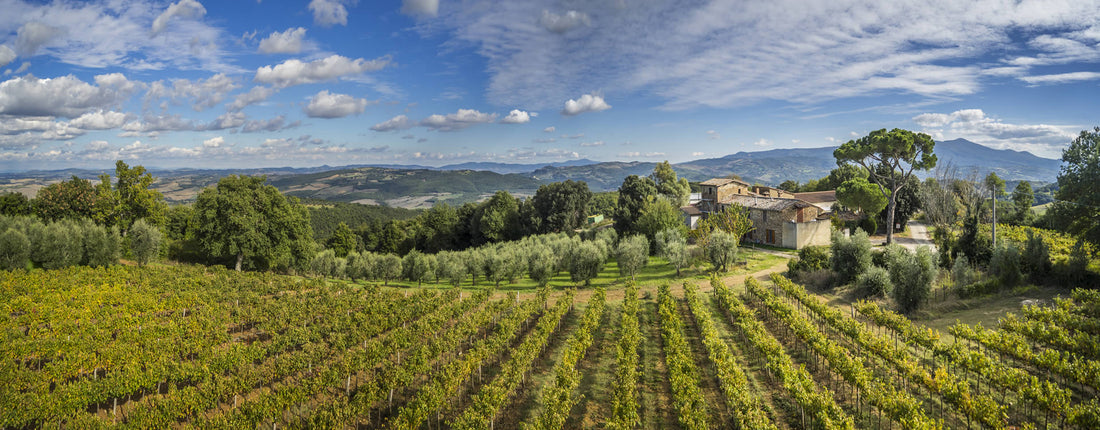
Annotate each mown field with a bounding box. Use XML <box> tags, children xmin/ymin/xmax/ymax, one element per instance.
<box><xmin>2</xmin><ymin>261</ymin><xmax>1098</xmax><ymax>429</ymax></box>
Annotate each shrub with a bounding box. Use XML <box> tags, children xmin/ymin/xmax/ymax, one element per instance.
<box><xmin>129</xmin><ymin>218</ymin><xmax>163</xmax><ymax>267</ymax></box>
<box><xmin>951</xmin><ymin>254</ymin><xmax>976</xmax><ymax>288</ymax></box>
<box><xmin>956</xmin><ymin>216</ymin><xmax>992</xmax><ymax>265</ymax></box>
<box><xmin>788</xmin><ymin>245</ymin><xmax>830</xmax><ymax>276</ymax></box>
<box><xmin>859</xmin><ymin>217</ymin><xmax>878</xmax><ymax>235</ymax></box>
<box><xmin>990</xmin><ymin>243</ymin><xmax>1022</xmax><ymax>288</ymax></box>
<box><xmin>1020</xmin><ymin>230</ymin><xmax>1051</xmax><ymax>283</ymax></box>
<box><xmin>831</xmin><ymin>229</ymin><xmax>872</xmax><ymax>285</ymax></box>
<box><xmin>856</xmin><ymin>266</ymin><xmax>892</xmax><ymax>297</ymax></box>
<box><xmin>797</xmin><ymin>269</ymin><xmax>837</xmax><ymax>290</ymax></box>
<box><xmin>890</xmin><ymin>246</ymin><xmax>937</xmax><ymax>314</ymax></box>
<box><xmin>1056</xmin><ymin>240</ymin><xmax>1091</xmax><ymax>288</ymax></box>
<box><xmin>0</xmin><ymin>229</ymin><xmax>30</xmax><ymax>270</ymax></box>
<box><xmin>958</xmin><ymin>278</ymin><xmax>1000</xmax><ymax>298</ymax></box>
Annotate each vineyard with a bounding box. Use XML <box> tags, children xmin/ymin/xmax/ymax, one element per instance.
<box><xmin>2</xmin><ymin>265</ymin><xmax>1099</xmax><ymax>429</ymax></box>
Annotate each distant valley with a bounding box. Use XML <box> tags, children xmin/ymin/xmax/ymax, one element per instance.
<box><xmin>0</xmin><ymin>138</ymin><xmax>1062</xmax><ymax>208</ymax></box>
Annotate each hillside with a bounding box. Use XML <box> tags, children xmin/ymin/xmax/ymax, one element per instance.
<box><xmin>266</xmin><ymin>167</ymin><xmax>542</xmax><ymax>208</ymax></box>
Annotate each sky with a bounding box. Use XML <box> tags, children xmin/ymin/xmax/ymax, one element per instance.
<box><xmin>0</xmin><ymin>0</ymin><xmax>1098</xmax><ymax>170</ymax></box>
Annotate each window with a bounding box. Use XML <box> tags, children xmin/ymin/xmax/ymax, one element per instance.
<box><xmin>762</xmin><ymin>210</ymin><xmax>768</xmax><ymax>222</ymax></box>
<box><xmin>765</xmin><ymin>229</ymin><xmax>775</xmax><ymax>244</ymax></box>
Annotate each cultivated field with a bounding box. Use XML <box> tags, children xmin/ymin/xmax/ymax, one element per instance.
<box><xmin>2</xmin><ymin>264</ymin><xmax>1097</xmax><ymax>429</ymax></box>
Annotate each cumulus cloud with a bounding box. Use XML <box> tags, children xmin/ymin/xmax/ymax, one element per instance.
<box><xmin>203</xmin><ymin>136</ymin><xmax>225</xmax><ymax>148</ymax></box>
<box><xmin>500</xmin><ymin>109</ymin><xmax>533</xmax><ymax>124</ymax></box>
<box><xmin>539</xmin><ymin>10</ymin><xmax>590</xmax><ymax>33</ymax></box>
<box><xmin>309</xmin><ymin>0</ymin><xmax>355</xmax><ymax>27</ymax></box>
<box><xmin>420</xmin><ymin>109</ymin><xmax>497</xmax><ymax>131</ymax></box>
<box><xmin>145</xmin><ymin>73</ymin><xmax>239</xmax><ymax>111</ymax></box>
<box><xmin>402</xmin><ymin>0</ymin><xmax>439</xmax><ymax>17</ymax></box>
<box><xmin>258</xmin><ymin>27</ymin><xmax>308</xmax><ymax>54</ymax></box>
<box><xmin>228</xmin><ymin>86</ymin><xmax>277</xmax><ymax>111</ymax></box>
<box><xmin>562</xmin><ymin>93</ymin><xmax>610</xmax><ymax>116</ymax></box>
<box><xmin>152</xmin><ymin>0</ymin><xmax>207</xmax><ymax>35</ymax></box>
<box><xmin>691</xmin><ymin>151</ymin><xmax>705</xmax><ymax>156</ymax></box>
<box><xmin>752</xmin><ymin>139</ymin><xmax>772</xmax><ymax>147</ymax></box>
<box><xmin>370</xmin><ymin>114</ymin><xmax>413</xmax><ymax>132</ymax></box>
<box><xmin>0</xmin><ymin>74</ymin><xmax>138</xmax><ymax>118</ymax></box>
<box><xmin>304</xmin><ymin>90</ymin><xmax>370</xmax><ymax>118</ymax></box>
<box><xmin>0</xmin><ymin>46</ymin><xmax>14</xmax><ymax>68</ymax></box>
<box><xmin>69</xmin><ymin>110</ymin><xmax>129</xmax><ymax>130</ymax></box>
<box><xmin>16</xmin><ymin>22</ymin><xmax>66</xmax><ymax>57</ymax></box>
<box><xmin>912</xmin><ymin>108</ymin><xmax>1076</xmax><ymax>158</ymax></box>
<box><xmin>543</xmin><ymin>126</ymin><xmax>555</xmax><ymax>133</ymax></box>
<box><xmin>122</xmin><ymin>114</ymin><xmax>197</xmax><ymax>134</ymax></box>
<box><xmin>254</xmin><ymin>54</ymin><xmax>390</xmax><ymax>88</ymax></box>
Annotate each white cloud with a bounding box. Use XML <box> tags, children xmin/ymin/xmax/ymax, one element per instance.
<box><xmin>87</xmin><ymin>140</ymin><xmax>109</xmax><ymax>151</ymax></box>
<box><xmin>258</xmin><ymin>27</ymin><xmax>308</xmax><ymax>54</ymax></box>
<box><xmin>0</xmin><ymin>74</ymin><xmax>138</xmax><ymax>118</ymax></box>
<box><xmin>2</xmin><ymin>1</ymin><xmax>234</xmax><ymax>73</ymax></box>
<box><xmin>69</xmin><ymin>110</ymin><xmax>129</xmax><ymax>130</ymax></box>
<box><xmin>500</xmin><ymin>109</ymin><xmax>532</xmax><ymax>124</ymax></box>
<box><xmin>563</xmin><ymin>133</ymin><xmax>584</xmax><ymax>139</ymax></box>
<box><xmin>402</xmin><ymin>0</ymin><xmax>439</xmax><ymax>17</ymax></box>
<box><xmin>122</xmin><ymin>114</ymin><xmax>196</xmax><ymax>133</ymax></box>
<box><xmin>304</xmin><ymin>90</ymin><xmax>370</xmax><ymax>118</ymax></box>
<box><xmin>242</xmin><ymin>115</ymin><xmax>299</xmax><ymax>133</ymax></box>
<box><xmin>433</xmin><ymin>1</ymin><xmax>1100</xmax><ymax>110</ymax></box>
<box><xmin>207</xmin><ymin>111</ymin><xmax>246</xmax><ymax>130</ymax></box>
<box><xmin>228</xmin><ymin>86</ymin><xmax>277</xmax><ymax>111</ymax></box>
<box><xmin>309</xmin><ymin>0</ymin><xmax>355</xmax><ymax>27</ymax></box>
<box><xmin>539</xmin><ymin>10</ymin><xmax>590</xmax><ymax>33</ymax></box>
<box><xmin>203</xmin><ymin>136</ymin><xmax>224</xmax><ymax>148</ymax></box>
<box><xmin>562</xmin><ymin>93</ymin><xmax>610</xmax><ymax>116</ymax></box>
<box><xmin>752</xmin><ymin>138</ymin><xmax>772</xmax><ymax>147</ymax></box>
<box><xmin>152</xmin><ymin>0</ymin><xmax>207</xmax><ymax>35</ymax></box>
<box><xmin>534</xmin><ymin>137</ymin><xmax>557</xmax><ymax>143</ymax></box>
<box><xmin>912</xmin><ymin>108</ymin><xmax>1076</xmax><ymax>158</ymax></box>
<box><xmin>691</xmin><ymin>151</ymin><xmax>705</xmax><ymax>156</ymax></box>
<box><xmin>254</xmin><ymin>55</ymin><xmax>390</xmax><ymax>88</ymax></box>
<box><xmin>370</xmin><ymin>114</ymin><xmax>413</xmax><ymax>132</ymax></box>
<box><xmin>1019</xmin><ymin>71</ymin><xmax>1100</xmax><ymax>85</ymax></box>
<box><xmin>421</xmin><ymin>109</ymin><xmax>497</xmax><ymax>131</ymax></box>
<box><xmin>0</xmin><ymin>46</ymin><xmax>15</xmax><ymax>68</ymax></box>
<box><xmin>15</xmin><ymin>22</ymin><xmax>66</xmax><ymax>57</ymax></box>
<box><xmin>543</xmin><ymin>126</ymin><xmax>555</xmax><ymax>133</ymax></box>
<box><xmin>706</xmin><ymin>130</ymin><xmax>720</xmax><ymax>140</ymax></box>
<box><xmin>145</xmin><ymin>73</ymin><xmax>239</xmax><ymax>111</ymax></box>
<box><xmin>579</xmin><ymin>140</ymin><xmax>604</xmax><ymax>147</ymax></box>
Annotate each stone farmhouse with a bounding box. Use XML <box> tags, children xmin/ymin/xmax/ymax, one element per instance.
<box><xmin>681</xmin><ymin>177</ymin><xmax>832</xmax><ymax>249</ymax></box>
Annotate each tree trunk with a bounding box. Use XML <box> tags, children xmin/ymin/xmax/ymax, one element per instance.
<box><xmin>235</xmin><ymin>253</ymin><xmax>243</xmax><ymax>271</ymax></box>
<box><xmin>886</xmin><ymin>192</ymin><xmax>897</xmax><ymax>245</ymax></box>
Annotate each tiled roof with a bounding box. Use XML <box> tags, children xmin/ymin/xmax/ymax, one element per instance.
<box><xmin>680</xmin><ymin>205</ymin><xmax>702</xmax><ymax>215</ymax></box>
<box><xmin>793</xmin><ymin>191</ymin><xmax>837</xmax><ymax>204</ymax></box>
<box><xmin>700</xmin><ymin>177</ymin><xmax>749</xmax><ymax>187</ymax></box>
<box><xmin>720</xmin><ymin>194</ymin><xmax>814</xmax><ymax>211</ymax></box>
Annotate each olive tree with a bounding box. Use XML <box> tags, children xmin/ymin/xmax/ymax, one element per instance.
<box><xmin>0</xmin><ymin>229</ymin><xmax>30</xmax><ymax>270</ymax></box>
<box><xmin>656</xmin><ymin>228</ymin><xmax>690</xmax><ymax>276</ymax></box>
<box><xmin>568</xmin><ymin>240</ymin><xmax>606</xmax><ymax>286</ymax></box>
<box><xmin>130</xmin><ymin>218</ymin><xmax>163</xmax><ymax>267</ymax></box>
<box><xmin>616</xmin><ymin>235</ymin><xmax>649</xmax><ymax>280</ymax></box>
<box><xmin>705</xmin><ymin>230</ymin><xmax>739</xmax><ymax>272</ymax></box>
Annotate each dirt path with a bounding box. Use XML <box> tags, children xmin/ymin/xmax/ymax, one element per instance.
<box><xmin>874</xmin><ymin>221</ymin><xmax>936</xmax><ymax>251</ymax></box>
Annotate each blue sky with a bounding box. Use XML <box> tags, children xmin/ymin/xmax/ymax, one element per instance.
<box><xmin>0</xmin><ymin>0</ymin><xmax>1098</xmax><ymax>170</ymax></box>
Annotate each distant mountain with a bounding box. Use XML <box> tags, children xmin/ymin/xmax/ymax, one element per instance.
<box><xmin>932</xmin><ymin>138</ymin><xmax>1061</xmax><ymax>182</ymax></box>
<box><xmin>438</xmin><ymin>158</ymin><xmax>599</xmax><ymax>174</ymax></box>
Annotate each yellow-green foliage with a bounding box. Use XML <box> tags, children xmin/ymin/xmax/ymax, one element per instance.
<box><xmin>983</xmin><ymin>224</ymin><xmax>1095</xmax><ymax>264</ymax></box>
